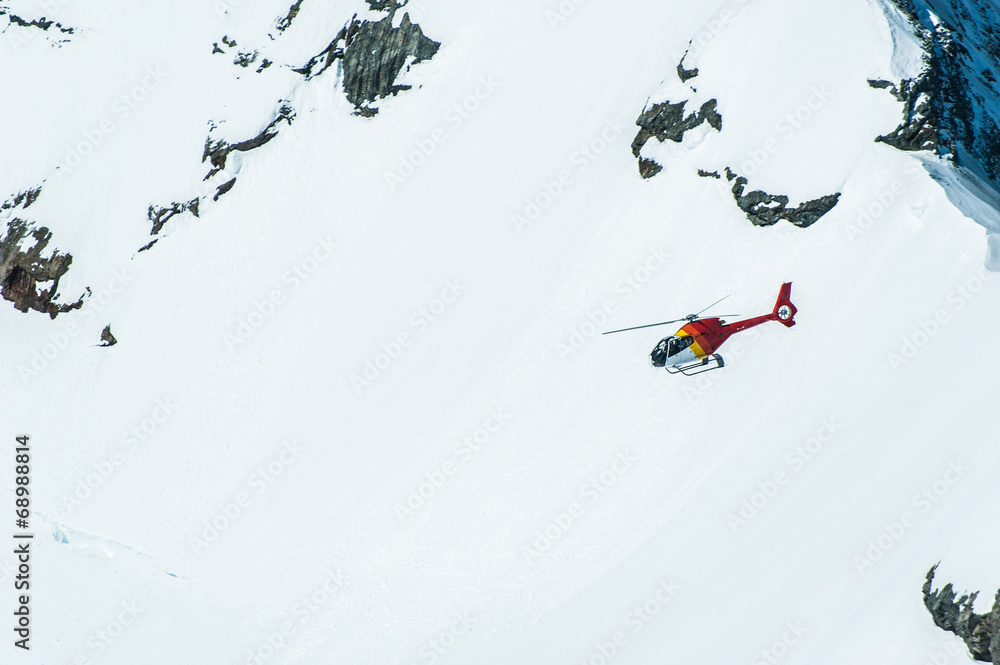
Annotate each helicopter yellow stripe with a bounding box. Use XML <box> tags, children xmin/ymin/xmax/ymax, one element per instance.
<box><xmin>676</xmin><ymin>329</ymin><xmax>708</xmax><ymax>358</ymax></box>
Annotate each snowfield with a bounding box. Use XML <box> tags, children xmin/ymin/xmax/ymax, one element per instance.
<box><xmin>1</xmin><ymin>0</ymin><xmax>998</xmax><ymax>663</ymax></box>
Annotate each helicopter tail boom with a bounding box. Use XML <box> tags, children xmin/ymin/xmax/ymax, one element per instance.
<box><xmin>716</xmin><ymin>282</ymin><xmax>797</xmax><ymax>336</ymax></box>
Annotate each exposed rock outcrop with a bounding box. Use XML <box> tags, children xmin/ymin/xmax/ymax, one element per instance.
<box><xmin>1</xmin><ymin>8</ymin><xmax>74</xmax><ymax>34</ymax></box>
<box><xmin>879</xmin><ymin>1</ymin><xmax>1000</xmax><ymax>190</ymax></box>
<box><xmin>341</xmin><ymin>12</ymin><xmax>439</xmax><ymax>113</ymax></box>
<box><xmin>873</xmin><ymin>0</ymin><xmax>1000</xmax><ymax>266</ymax></box>
<box><xmin>631</xmin><ymin>52</ymin><xmax>721</xmax><ymax>179</ymax></box>
<box><xmin>294</xmin><ymin>17</ymin><xmax>362</xmax><ymax>80</ymax></box>
<box><xmin>233</xmin><ymin>50</ymin><xmax>260</xmax><ymax>68</ymax></box>
<box><xmin>148</xmin><ymin>198</ymin><xmax>200</xmax><ymax>236</ymax></box>
<box><xmin>100</xmin><ymin>325</ymin><xmax>117</xmax><ymax>347</ymax></box>
<box><xmin>676</xmin><ymin>59</ymin><xmax>698</xmax><ymax>83</ymax></box>
<box><xmin>868</xmin><ymin>77</ymin><xmax>939</xmax><ymax>152</ymax></box>
<box><xmin>724</xmin><ymin>168</ymin><xmax>841</xmax><ymax>228</ymax></box>
<box><xmin>923</xmin><ymin>565</ymin><xmax>1000</xmax><ymax>664</ymax></box>
<box><xmin>275</xmin><ymin>0</ymin><xmax>304</xmax><ymax>32</ymax></box>
<box><xmin>631</xmin><ymin>99</ymin><xmax>722</xmax><ymax>171</ymax></box>
<box><xmin>1</xmin><ymin>187</ymin><xmax>41</xmax><ymax>211</ymax></box>
<box><xmin>295</xmin><ymin>4</ymin><xmax>440</xmax><ymax>115</ymax></box>
<box><xmin>202</xmin><ymin>104</ymin><xmax>296</xmax><ymax>182</ymax></box>
<box><xmin>1</xmin><ymin>214</ymin><xmax>83</xmax><ymax>318</ymax></box>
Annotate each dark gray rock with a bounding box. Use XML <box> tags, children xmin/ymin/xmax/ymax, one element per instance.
<box><xmin>295</xmin><ymin>7</ymin><xmax>440</xmax><ymax>115</ymax></box>
<box><xmin>213</xmin><ymin>177</ymin><xmax>237</xmax><ymax>202</ymax></box>
<box><xmin>676</xmin><ymin>53</ymin><xmax>698</xmax><ymax>83</ymax></box>
<box><xmin>366</xmin><ymin>0</ymin><xmax>406</xmax><ymax>11</ymax></box>
<box><xmin>631</xmin><ymin>99</ymin><xmax>722</xmax><ymax>178</ymax></box>
<box><xmin>1</xmin><ymin>9</ymin><xmax>73</xmax><ymax>33</ymax></box>
<box><xmin>881</xmin><ymin>1</ymin><xmax>1000</xmax><ymax>191</ymax></box>
<box><xmin>638</xmin><ymin>158</ymin><xmax>663</xmax><ymax>179</ymax></box>
<box><xmin>630</xmin><ymin>30</ymin><xmax>838</xmax><ymax>231</ymax></box>
<box><xmin>341</xmin><ymin>12</ymin><xmax>439</xmax><ymax>113</ymax></box>
<box><xmin>724</xmin><ymin>167</ymin><xmax>840</xmax><ymax>228</ymax></box>
<box><xmin>233</xmin><ymin>50</ymin><xmax>259</xmax><ymax>68</ymax></box>
<box><xmin>631</xmin><ymin>49</ymin><xmax>715</xmax><ymax>177</ymax></box>
<box><xmin>294</xmin><ymin>16</ymin><xmax>361</xmax><ymax>80</ymax></box>
<box><xmin>212</xmin><ymin>36</ymin><xmax>236</xmax><ymax>56</ymax></box>
<box><xmin>202</xmin><ymin>103</ymin><xmax>296</xmax><ymax>182</ymax></box>
<box><xmin>100</xmin><ymin>325</ymin><xmax>117</xmax><ymax>347</ymax></box>
<box><xmin>148</xmin><ymin>198</ymin><xmax>200</xmax><ymax>236</ymax></box>
<box><xmin>923</xmin><ymin>564</ymin><xmax>1000</xmax><ymax>664</ymax></box>
<box><xmin>0</xmin><ymin>217</ymin><xmax>83</xmax><ymax>318</ymax></box>
<box><xmin>1</xmin><ymin>186</ymin><xmax>41</xmax><ymax>211</ymax></box>
<box><xmin>869</xmin><ymin>77</ymin><xmax>940</xmax><ymax>152</ymax></box>
<box><xmin>275</xmin><ymin>0</ymin><xmax>304</xmax><ymax>32</ymax></box>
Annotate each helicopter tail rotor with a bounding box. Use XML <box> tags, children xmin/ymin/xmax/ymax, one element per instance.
<box><xmin>771</xmin><ymin>282</ymin><xmax>797</xmax><ymax>327</ymax></box>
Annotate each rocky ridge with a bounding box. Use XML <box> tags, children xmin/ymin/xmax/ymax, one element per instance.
<box><xmin>876</xmin><ymin>1</ymin><xmax>1000</xmax><ymax>191</ymax></box>
<box><xmin>720</xmin><ymin>168</ymin><xmax>841</xmax><ymax>228</ymax></box>
<box><xmin>924</xmin><ymin>565</ymin><xmax>1000</xmax><ymax>664</ymax></box>
<box><xmin>0</xmin><ymin>189</ymin><xmax>84</xmax><ymax>317</ymax></box>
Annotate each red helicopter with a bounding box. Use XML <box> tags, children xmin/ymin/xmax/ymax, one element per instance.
<box><xmin>603</xmin><ymin>282</ymin><xmax>798</xmax><ymax>375</ymax></box>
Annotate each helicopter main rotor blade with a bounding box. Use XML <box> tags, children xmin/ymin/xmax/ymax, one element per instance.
<box><xmin>602</xmin><ymin>319</ymin><xmax>687</xmax><ymax>335</ymax></box>
<box><xmin>603</xmin><ymin>296</ymin><xmax>734</xmax><ymax>335</ymax></box>
<box><xmin>692</xmin><ymin>294</ymin><xmax>729</xmax><ymax>319</ymax></box>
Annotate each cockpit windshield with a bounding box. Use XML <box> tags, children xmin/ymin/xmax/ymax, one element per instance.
<box><xmin>666</xmin><ymin>336</ymin><xmax>694</xmax><ymax>357</ymax></box>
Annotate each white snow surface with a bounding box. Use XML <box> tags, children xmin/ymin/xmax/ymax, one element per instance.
<box><xmin>1</xmin><ymin>0</ymin><xmax>998</xmax><ymax>664</ymax></box>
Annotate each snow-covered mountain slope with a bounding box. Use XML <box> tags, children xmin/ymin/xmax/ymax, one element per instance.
<box><xmin>2</xmin><ymin>0</ymin><xmax>999</xmax><ymax>663</ymax></box>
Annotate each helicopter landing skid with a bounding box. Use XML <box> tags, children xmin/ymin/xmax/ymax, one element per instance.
<box><xmin>665</xmin><ymin>354</ymin><xmax>725</xmax><ymax>376</ymax></box>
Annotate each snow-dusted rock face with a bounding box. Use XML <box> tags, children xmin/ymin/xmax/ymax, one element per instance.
<box><xmin>924</xmin><ymin>565</ymin><xmax>1000</xmax><ymax>664</ymax></box>
<box><xmin>631</xmin><ymin>56</ymin><xmax>723</xmax><ymax>180</ymax></box>
<box><xmin>874</xmin><ymin>0</ymin><xmax>1000</xmax><ymax>265</ymax></box>
<box><xmin>632</xmin><ymin>96</ymin><xmax>723</xmax><ymax>179</ymax></box>
<box><xmin>882</xmin><ymin>0</ymin><xmax>1000</xmax><ymax>187</ymax></box>
<box><xmin>0</xmin><ymin>4</ymin><xmax>73</xmax><ymax>42</ymax></box>
<box><xmin>0</xmin><ymin>189</ymin><xmax>83</xmax><ymax>317</ymax></box>
<box><xmin>0</xmin><ymin>0</ymin><xmax>439</xmax><ymax>318</ymax></box>
<box><xmin>294</xmin><ymin>1</ymin><xmax>440</xmax><ymax>115</ymax></box>
<box><xmin>99</xmin><ymin>323</ymin><xmax>117</xmax><ymax>347</ymax></box>
<box><xmin>633</xmin><ymin>53</ymin><xmax>841</xmax><ymax>228</ymax></box>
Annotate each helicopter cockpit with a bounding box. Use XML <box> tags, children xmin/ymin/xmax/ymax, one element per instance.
<box><xmin>650</xmin><ymin>335</ymin><xmax>695</xmax><ymax>367</ymax></box>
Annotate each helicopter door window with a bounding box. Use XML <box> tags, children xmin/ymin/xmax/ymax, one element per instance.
<box><xmin>668</xmin><ymin>336</ymin><xmax>693</xmax><ymax>356</ymax></box>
